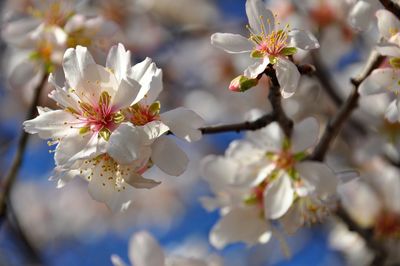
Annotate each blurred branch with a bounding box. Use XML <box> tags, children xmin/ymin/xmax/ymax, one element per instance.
<box><xmin>198</xmin><ymin>65</ymin><xmax>295</xmax><ymax>136</ymax></box>
<box><xmin>380</xmin><ymin>0</ymin><xmax>400</xmax><ymax>19</ymax></box>
<box><xmin>0</xmin><ymin>74</ymin><xmax>48</xmax><ymax>218</ymax></box>
<box><xmin>310</xmin><ymin>50</ymin><xmax>343</xmax><ymax>107</ymax></box>
<box><xmin>310</xmin><ymin>51</ymin><xmax>384</xmax><ymax>161</ymax></box>
<box><xmin>336</xmin><ymin>206</ymin><xmax>387</xmax><ymax>266</ymax></box>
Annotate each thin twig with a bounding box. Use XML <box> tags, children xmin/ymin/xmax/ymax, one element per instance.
<box><xmin>197</xmin><ymin>65</ymin><xmax>294</xmax><ymax>136</ymax></box>
<box><xmin>200</xmin><ymin>113</ymin><xmax>275</xmax><ymax>134</ymax></box>
<box><xmin>0</xmin><ymin>74</ymin><xmax>48</xmax><ymax>218</ymax></box>
<box><xmin>310</xmin><ymin>51</ymin><xmax>384</xmax><ymax>161</ymax></box>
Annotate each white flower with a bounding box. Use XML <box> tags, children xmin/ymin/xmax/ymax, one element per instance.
<box><xmin>358</xmin><ymin>10</ymin><xmax>400</xmax><ymax>123</ymax></box>
<box><xmin>24</xmin><ymin>44</ymin><xmax>143</xmax><ymax>167</ymax></box>
<box><xmin>111</xmin><ymin>231</ymin><xmax>222</xmax><ymax>266</ymax></box>
<box><xmin>201</xmin><ymin>117</ymin><xmax>338</xmax><ymax>248</ymax></box>
<box><xmin>348</xmin><ymin>0</ymin><xmax>383</xmax><ymax>31</ymax></box>
<box><xmin>210</xmin><ymin>0</ymin><xmax>319</xmax><ymax>98</ymax></box>
<box><xmin>25</xmin><ymin>43</ymin><xmax>204</xmax><ymax>209</ymax></box>
<box><xmin>339</xmin><ymin>163</ymin><xmax>400</xmax><ymax>237</ymax></box>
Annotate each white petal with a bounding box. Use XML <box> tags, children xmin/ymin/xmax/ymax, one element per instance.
<box><xmin>246</xmin><ymin>0</ymin><xmax>274</xmax><ymax>34</ymax></box>
<box><xmin>264</xmin><ymin>173</ymin><xmax>294</xmax><ymax>219</ymax></box>
<box><xmin>244</xmin><ymin>58</ymin><xmax>269</xmax><ymax>78</ymax></box>
<box><xmin>151</xmin><ymin>137</ymin><xmax>189</xmax><ymax>176</ymax></box>
<box><xmin>211</xmin><ymin>33</ymin><xmax>253</xmax><ymax>53</ymax></box>
<box><xmin>276</xmin><ymin>58</ymin><xmax>300</xmax><ymax>98</ymax></box>
<box><xmin>125</xmin><ymin>172</ymin><xmax>160</xmax><ymax>189</ymax></box>
<box><xmin>385</xmin><ymin>100</ymin><xmax>400</xmax><ymax>122</ymax></box>
<box><xmin>48</xmin><ymin>75</ymin><xmax>81</xmax><ymax>111</ymax></box>
<box><xmin>201</xmin><ymin>155</ymin><xmax>239</xmax><ymax>186</ymax></box>
<box><xmin>247</xmin><ymin>122</ymin><xmax>284</xmax><ymax>152</ymax></box>
<box><xmin>129</xmin><ymin>231</ymin><xmax>165</xmax><ymax>266</ymax></box>
<box><xmin>348</xmin><ymin>1</ymin><xmax>375</xmax><ymax>31</ymax></box>
<box><xmin>112</xmin><ymin>78</ymin><xmax>141</xmax><ymax>109</ymax></box>
<box><xmin>76</xmin><ymin>64</ymin><xmax>119</xmax><ymax>100</ymax></box>
<box><xmin>63</xmin><ymin>46</ymin><xmax>95</xmax><ymax>89</ymax></box>
<box><xmin>2</xmin><ymin>18</ymin><xmax>40</xmax><ymax>45</ymax></box>
<box><xmin>359</xmin><ymin>68</ymin><xmax>398</xmax><ymax>95</ymax></box>
<box><xmin>210</xmin><ymin>207</ymin><xmax>271</xmax><ymax>249</ymax></box>
<box><xmin>296</xmin><ymin>161</ymin><xmax>338</xmax><ymax>197</ymax></box>
<box><xmin>376</xmin><ymin>9</ymin><xmax>400</xmax><ymax>40</ymax></box>
<box><xmin>141</xmin><ymin>120</ymin><xmax>170</xmax><ymax>140</ymax></box>
<box><xmin>9</xmin><ymin>60</ymin><xmax>43</xmax><ymax>92</ymax></box>
<box><xmin>129</xmin><ymin>58</ymin><xmax>163</xmax><ymax>104</ymax></box>
<box><xmin>106</xmin><ymin>43</ymin><xmax>131</xmax><ymax>82</ymax></box>
<box><xmin>288</xmin><ymin>29</ymin><xmax>320</xmax><ymax>50</ymax></box>
<box><xmin>55</xmin><ymin>133</ymin><xmax>103</xmax><ymax>167</ymax></box>
<box><xmin>376</xmin><ymin>44</ymin><xmax>400</xmax><ymax>57</ymax></box>
<box><xmin>160</xmin><ymin>107</ymin><xmax>204</xmax><ymax>142</ymax></box>
<box><xmin>280</xmin><ymin>204</ymin><xmax>303</xmax><ymax>235</ymax></box>
<box><xmin>111</xmin><ymin>255</ymin><xmax>128</xmax><ymax>266</ymax></box>
<box><xmin>338</xmin><ymin>180</ymin><xmax>381</xmax><ymax>228</ymax></box>
<box><xmin>107</xmin><ymin>123</ymin><xmax>150</xmax><ymax>164</ymax></box>
<box><xmin>291</xmin><ymin>117</ymin><xmax>319</xmax><ymax>153</ymax></box>
<box><xmin>87</xmin><ymin>168</ymin><xmax>132</xmax><ymax>212</ymax></box>
<box><xmin>23</xmin><ymin>110</ymin><xmax>77</xmax><ymax>139</ymax></box>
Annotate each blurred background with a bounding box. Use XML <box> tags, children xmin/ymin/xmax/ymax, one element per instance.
<box><xmin>0</xmin><ymin>0</ymin><xmax>394</xmax><ymax>265</ymax></box>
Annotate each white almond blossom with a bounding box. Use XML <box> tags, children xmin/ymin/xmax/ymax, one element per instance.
<box><xmin>210</xmin><ymin>0</ymin><xmax>319</xmax><ymax>98</ymax></box>
<box><xmin>359</xmin><ymin>9</ymin><xmax>400</xmax><ymax>123</ymax></box>
<box><xmin>111</xmin><ymin>231</ymin><xmax>222</xmax><ymax>266</ymax></box>
<box><xmin>24</xmin><ymin>44</ymin><xmax>204</xmax><ymax>209</ymax></box>
<box><xmin>201</xmin><ymin>117</ymin><xmax>338</xmax><ymax>249</ymax></box>
<box><xmin>339</xmin><ymin>162</ymin><xmax>400</xmax><ymax>237</ymax></box>
<box><xmin>2</xmin><ymin>0</ymin><xmax>120</xmax><ymax>92</ymax></box>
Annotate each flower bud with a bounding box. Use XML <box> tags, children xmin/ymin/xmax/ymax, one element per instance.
<box><xmin>229</xmin><ymin>75</ymin><xmax>259</xmax><ymax>92</ymax></box>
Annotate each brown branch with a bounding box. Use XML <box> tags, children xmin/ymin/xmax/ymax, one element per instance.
<box><xmin>310</xmin><ymin>51</ymin><xmax>384</xmax><ymax>161</ymax></box>
<box><xmin>198</xmin><ymin>65</ymin><xmax>294</xmax><ymax>136</ymax></box>
<box><xmin>200</xmin><ymin>113</ymin><xmax>275</xmax><ymax>134</ymax></box>
<box><xmin>380</xmin><ymin>0</ymin><xmax>400</xmax><ymax>19</ymax></box>
<box><xmin>0</xmin><ymin>74</ymin><xmax>48</xmax><ymax>218</ymax></box>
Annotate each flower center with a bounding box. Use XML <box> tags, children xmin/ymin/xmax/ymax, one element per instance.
<box><xmin>126</xmin><ymin>102</ymin><xmax>161</xmax><ymax>126</ymax></box>
<box><xmin>275</xmin><ymin>150</ymin><xmax>295</xmax><ymax>170</ymax></box>
<box><xmin>28</xmin><ymin>1</ymin><xmax>72</xmax><ymax>26</ymax></box>
<box><xmin>248</xmin><ymin>16</ymin><xmax>290</xmax><ymax>58</ymax></box>
<box><xmin>67</xmin><ymin>91</ymin><xmax>124</xmax><ymax>141</ymax></box>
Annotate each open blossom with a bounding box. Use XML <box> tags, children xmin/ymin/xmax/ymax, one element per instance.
<box><xmin>111</xmin><ymin>231</ymin><xmax>222</xmax><ymax>266</ymax></box>
<box><xmin>201</xmin><ymin>117</ymin><xmax>338</xmax><ymax>248</ymax></box>
<box><xmin>24</xmin><ymin>44</ymin><xmax>204</xmax><ymax>209</ymax></box>
<box><xmin>211</xmin><ymin>0</ymin><xmax>319</xmax><ymax>98</ymax></box>
<box><xmin>2</xmin><ymin>0</ymin><xmax>120</xmax><ymax>92</ymax></box>
<box><xmin>359</xmin><ymin>10</ymin><xmax>400</xmax><ymax>123</ymax></box>
<box><xmin>339</xmin><ymin>162</ymin><xmax>400</xmax><ymax>238</ymax></box>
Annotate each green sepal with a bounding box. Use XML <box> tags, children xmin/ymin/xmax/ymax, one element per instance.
<box><xmin>390</xmin><ymin>57</ymin><xmax>400</xmax><ymax>69</ymax></box>
<box><xmin>281</xmin><ymin>47</ymin><xmax>297</xmax><ymax>56</ymax></box>
<box><xmin>99</xmin><ymin>128</ymin><xmax>111</xmax><ymax>141</ymax></box>
<box><xmin>293</xmin><ymin>152</ymin><xmax>307</xmax><ymax>161</ymax></box>
<box><xmin>149</xmin><ymin>101</ymin><xmax>161</xmax><ymax>116</ymax></box>
<box><xmin>251</xmin><ymin>50</ymin><xmax>264</xmax><ymax>58</ymax></box>
<box><xmin>244</xmin><ymin>195</ymin><xmax>258</xmax><ymax>205</ymax></box>
<box><xmin>79</xmin><ymin>126</ymin><xmax>90</xmax><ymax>135</ymax></box>
<box><xmin>113</xmin><ymin>111</ymin><xmax>125</xmax><ymax>124</ymax></box>
<box><xmin>269</xmin><ymin>55</ymin><xmax>277</xmax><ymax>65</ymax></box>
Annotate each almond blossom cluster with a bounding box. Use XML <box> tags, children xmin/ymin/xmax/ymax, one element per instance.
<box><xmin>3</xmin><ymin>0</ymin><xmax>400</xmax><ymax>264</ymax></box>
<box><xmin>2</xmin><ymin>0</ymin><xmax>120</xmax><ymax>93</ymax></box>
<box><xmin>23</xmin><ymin>43</ymin><xmax>204</xmax><ymax>210</ymax></box>
<box><xmin>201</xmin><ymin>117</ymin><xmax>339</xmax><ymax>248</ymax></box>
